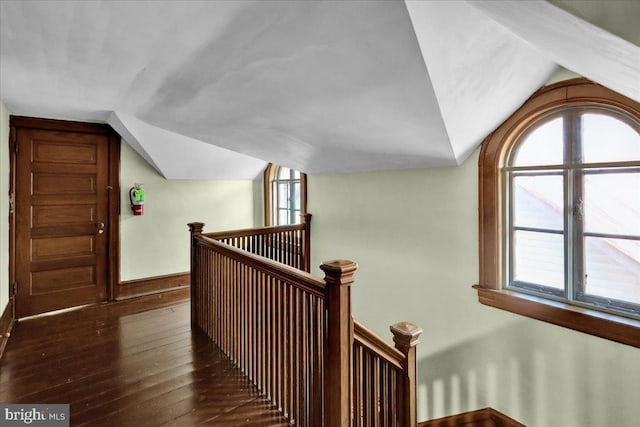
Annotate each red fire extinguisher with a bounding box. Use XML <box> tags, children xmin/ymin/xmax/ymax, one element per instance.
<box><xmin>129</xmin><ymin>184</ymin><xmax>144</xmax><ymax>216</ymax></box>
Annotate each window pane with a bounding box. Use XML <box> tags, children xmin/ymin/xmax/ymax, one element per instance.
<box><xmin>584</xmin><ymin>172</ymin><xmax>640</xmax><ymax>236</ymax></box>
<box><xmin>293</xmin><ymin>209</ymin><xmax>301</xmax><ymax>224</ymax></box>
<box><xmin>279</xmin><ymin>166</ymin><xmax>291</xmax><ymax>179</ymax></box>
<box><xmin>272</xmin><ymin>181</ymin><xmax>279</xmax><ymax>221</ymax></box>
<box><xmin>512</xmin><ymin>117</ymin><xmax>564</xmax><ymax>167</ymax></box>
<box><xmin>513</xmin><ymin>230</ymin><xmax>564</xmax><ymax>289</ymax></box>
<box><xmin>294</xmin><ymin>170</ymin><xmax>301</xmax><ymax>179</ymax></box>
<box><xmin>278</xmin><ymin>183</ymin><xmax>289</xmax><ymax>209</ymax></box>
<box><xmin>582</xmin><ymin>113</ymin><xmax>640</xmax><ymax>163</ymax></box>
<box><xmin>584</xmin><ymin>237</ymin><xmax>640</xmax><ymax>304</ymax></box>
<box><xmin>513</xmin><ymin>175</ymin><xmax>564</xmax><ymax>230</ymax></box>
<box><xmin>279</xmin><ymin>209</ymin><xmax>289</xmax><ymax>225</ymax></box>
<box><xmin>293</xmin><ymin>183</ymin><xmax>300</xmax><ymax>210</ymax></box>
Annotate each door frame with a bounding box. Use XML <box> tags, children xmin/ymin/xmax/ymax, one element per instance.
<box><xmin>9</xmin><ymin>116</ymin><xmax>121</xmax><ymax>315</ymax></box>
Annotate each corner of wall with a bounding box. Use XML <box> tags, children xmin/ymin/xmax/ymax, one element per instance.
<box><xmin>0</xmin><ymin>100</ymin><xmax>11</xmax><ymax>314</ymax></box>
<box><xmin>253</xmin><ymin>175</ymin><xmax>264</xmax><ymax>227</ymax></box>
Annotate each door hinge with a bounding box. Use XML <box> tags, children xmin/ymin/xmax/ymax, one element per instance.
<box><xmin>12</xmin><ymin>282</ymin><xmax>17</xmax><ymax>295</ymax></box>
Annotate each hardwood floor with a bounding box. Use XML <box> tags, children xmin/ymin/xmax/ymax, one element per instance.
<box><xmin>0</xmin><ymin>293</ymin><xmax>289</xmax><ymax>426</ymax></box>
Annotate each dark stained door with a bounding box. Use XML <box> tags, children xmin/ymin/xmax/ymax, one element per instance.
<box><xmin>15</xmin><ymin>128</ymin><xmax>110</xmax><ymax>317</ymax></box>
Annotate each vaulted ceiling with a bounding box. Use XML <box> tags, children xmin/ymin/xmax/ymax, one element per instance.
<box><xmin>1</xmin><ymin>0</ymin><xmax>638</xmax><ymax>179</ymax></box>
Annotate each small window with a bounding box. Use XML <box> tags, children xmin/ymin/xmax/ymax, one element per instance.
<box><xmin>478</xmin><ymin>79</ymin><xmax>640</xmax><ymax>348</ymax></box>
<box><xmin>264</xmin><ymin>163</ymin><xmax>307</xmax><ymax>226</ymax></box>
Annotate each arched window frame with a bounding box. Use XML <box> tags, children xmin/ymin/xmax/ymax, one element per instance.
<box><xmin>477</xmin><ymin>78</ymin><xmax>640</xmax><ymax>348</ymax></box>
<box><xmin>263</xmin><ymin>163</ymin><xmax>307</xmax><ymax>226</ymax></box>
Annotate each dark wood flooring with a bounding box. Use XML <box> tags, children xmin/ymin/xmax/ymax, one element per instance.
<box><xmin>0</xmin><ymin>292</ymin><xmax>289</xmax><ymax>426</ymax></box>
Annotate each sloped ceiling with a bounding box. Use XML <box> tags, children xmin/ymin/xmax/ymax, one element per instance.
<box><xmin>0</xmin><ymin>0</ymin><xmax>638</xmax><ymax>179</ymax></box>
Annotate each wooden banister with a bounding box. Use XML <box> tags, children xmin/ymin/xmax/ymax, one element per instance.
<box><xmin>391</xmin><ymin>321</ymin><xmax>423</xmax><ymax>427</ymax></box>
<box><xmin>189</xmin><ymin>221</ymin><xmax>422</xmax><ymax>427</ymax></box>
<box><xmin>321</xmin><ymin>259</ymin><xmax>357</xmax><ymax>427</ymax></box>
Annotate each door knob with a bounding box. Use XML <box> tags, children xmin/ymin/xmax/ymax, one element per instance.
<box><xmin>96</xmin><ymin>222</ymin><xmax>105</xmax><ymax>234</ymax></box>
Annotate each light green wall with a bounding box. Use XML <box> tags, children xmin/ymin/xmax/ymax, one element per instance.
<box><xmin>307</xmin><ymin>152</ymin><xmax>640</xmax><ymax>427</ymax></box>
<box><xmin>0</xmin><ymin>101</ymin><xmax>9</xmax><ymax>314</ymax></box>
<box><xmin>253</xmin><ymin>177</ymin><xmax>264</xmax><ymax>227</ymax></box>
<box><xmin>120</xmin><ymin>141</ymin><xmax>256</xmax><ymax>281</ymax></box>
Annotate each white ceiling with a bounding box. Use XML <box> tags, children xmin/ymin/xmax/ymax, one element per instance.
<box><xmin>0</xmin><ymin>0</ymin><xmax>638</xmax><ymax>179</ymax></box>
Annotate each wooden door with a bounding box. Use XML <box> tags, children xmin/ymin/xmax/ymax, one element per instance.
<box><xmin>14</xmin><ymin>124</ymin><xmax>113</xmax><ymax>317</ymax></box>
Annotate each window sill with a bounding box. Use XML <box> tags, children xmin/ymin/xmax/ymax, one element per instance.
<box><xmin>474</xmin><ymin>286</ymin><xmax>640</xmax><ymax>348</ymax></box>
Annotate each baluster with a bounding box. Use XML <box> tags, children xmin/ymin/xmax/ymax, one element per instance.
<box><xmin>288</xmin><ymin>285</ymin><xmax>295</xmax><ymax>420</ymax></box>
<box><xmin>310</xmin><ymin>296</ymin><xmax>323</xmax><ymax>427</ymax></box>
<box><xmin>249</xmin><ymin>268</ymin><xmax>256</xmax><ymax>382</ymax></box>
<box><xmin>223</xmin><ymin>255</ymin><xmax>228</xmax><ymax>347</ymax></box>
<box><xmin>283</xmin><ymin>283</ymin><xmax>290</xmax><ymax>418</ymax></box>
<box><xmin>269</xmin><ymin>275</ymin><xmax>275</xmax><ymax>400</ymax></box>
<box><xmin>257</xmin><ymin>270</ymin><xmax>263</xmax><ymax>392</ymax></box>
<box><xmin>217</xmin><ymin>254</ymin><xmax>222</xmax><ymax>347</ymax></box>
<box><xmin>374</xmin><ymin>355</ymin><xmax>381</xmax><ymax>427</ymax></box>
<box><xmin>353</xmin><ymin>345</ymin><xmax>362</xmax><ymax>427</ymax></box>
<box><xmin>275</xmin><ymin>280</ymin><xmax>282</xmax><ymax>410</ymax></box>
<box><xmin>363</xmin><ymin>350</ymin><xmax>370</xmax><ymax>425</ymax></box>
<box><xmin>206</xmin><ymin>249</ymin><xmax>210</xmax><ymax>339</ymax></box>
<box><xmin>264</xmin><ymin>275</ymin><xmax>270</xmax><ymax>397</ymax></box>
<box><xmin>390</xmin><ymin>322</ymin><xmax>423</xmax><ymax>427</ymax></box>
<box><xmin>246</xmin><ymin>265</ymin><xmax>252</xmax><ymax>375</ymax></box>
<box><xmin>219</xmin><ymin>257</ymin><xmax>229</xmax><ymax>353</ymax></box>
<box><xmin>271</xmin><ymin>277</ymin><xmax>277</xmax><ymax>402</ymax></box>
<box><xmin>236</xmin><ymin>260</ymin><xmax>241</xmax><ymax>362</ymax></box>
<box><xmin>233</xmin><ymin>259</ymin><xmax>239</xmax><ymax>361</ymax></box>
<box><xmin>299</xmin><ymin>292</ymin><xmax>309</xmax><ymax>426</ymax></box>
<box><xmin>291</xmin><ymin>288</ymin><xmax>298</xmax><ymax>424</ymax></box>
<box><xmin>290</xmin><ymin>230</ymin><xmax>296</xmax><ymax>269</ymax></box>
<box><xmin>381</xmin><ymin>362</ymin><xmax>389</xmax><ymax>427</ymax></box>
<box><xmin>287</xmin><ymin>230</ymin><xmax>292</xmax><ymax>267</ymax></box>
<box><xmin>309</xmin><ymin>295</ymin><xmax>318</xmax><ymax>425</ymax></box>
<box><xmin>254</xmin><ymin>269</ymin><xmax>259</xmax><ymax>386</ymax></box>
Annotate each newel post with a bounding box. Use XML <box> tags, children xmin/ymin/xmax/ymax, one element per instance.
<box><xmin>187</xmin><ymin>222</ymin><xmax>204</xmax><ymax>328</ymax></box>
<box><xmin>301</xmin><ymin>213</ymin><xmax>312</xmax><ymax>273</ymax></box>
<box><xmin>321</xmin><ymin>259</ymin><xmax>357</xmax><ymax>427</ymax></box>
<box><xmin>391</xmin><ymin>321</ymin><xmax>423</xmax><ymax>427</ymax></box>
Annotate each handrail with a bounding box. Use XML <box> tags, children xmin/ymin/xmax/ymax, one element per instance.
<box><xmin>197</xmin><ymin>234</ymin><xmax>325</xmax><ymax>297</ymax></box>
<box><xmin>203</xmin><ymin>223</ymin><xmax>306</xmax><ymax>239</ymax></box>
<box><xmin>188</xmin><ymin>220</ymin><xmax>421</xmax><ymax>427</ymax></box>
<box><xmin>354</xmin><ymin>320</ymin><xmax>405</xmax><ymax>370</ymax></box>
<box><xmin>202</xmin><ymin>213</ymin><xmax>312</xmax><ymax>272</ymax></box>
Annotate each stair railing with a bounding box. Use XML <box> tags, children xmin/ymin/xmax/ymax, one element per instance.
<box><xmin>188</xmin><ymin>219</ymin><xmax>421</xmax><ymax>426</ymax></box>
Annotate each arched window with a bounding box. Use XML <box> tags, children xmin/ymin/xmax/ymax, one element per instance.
<box><xmin>477</xmin><ymin>78</ymin><xmax>640</xmax><ymax>347</ymax></box>
<box><xmin>263</xmin><ymin>163</ymin><xmax>307</xmax><ymax>226</ymax></box>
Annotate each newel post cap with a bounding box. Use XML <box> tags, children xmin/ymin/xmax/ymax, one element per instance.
<box><xmin>320</xmin><ymin>259</ymin><xmax>358</xmax><ymax>286</ymax></box>
<box><xmin>300</xmin><ymin>212</ymin><xmax>312</xmax><ymax>224</ymax></box>
<box><xmin>390</xmin><ymin>321</ymin><xmax>423</xmax><ymax>350</ymax></box>
<box><xmin>188</xmin><ymin>222</ymin><xmax>205</xmax><ymax>234</ymax></box>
